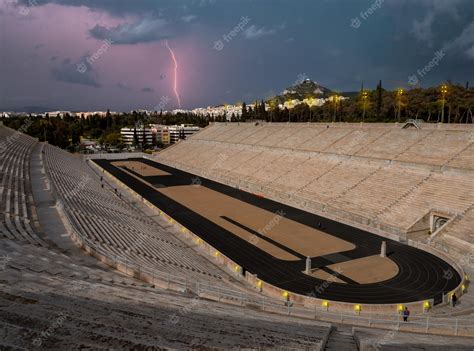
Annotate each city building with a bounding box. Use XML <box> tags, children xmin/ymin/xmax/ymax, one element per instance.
<box><xmin>120</xmin><ymin>124</ymin><xmax>200</xmax><ymax>146</ymax></box>
<box><xmin>120</xmin><ymin>127</ymin><xmax>156</xmax><ymax>146</ymax></box>
<box><xmin>163</xmin><ymin>124</ymin><xmax>200</xmax><ymax>144</ymax></box>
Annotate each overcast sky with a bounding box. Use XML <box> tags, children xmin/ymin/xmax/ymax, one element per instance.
<box><xmin>1</xmin><ymin>0</ymin><xmax>474</xmax><ymax>111</ymax></box>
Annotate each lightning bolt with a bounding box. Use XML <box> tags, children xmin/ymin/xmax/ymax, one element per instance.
<box><xmin>165</xmin><ymin>40</ymin><xmax>182</xmax><ymax>109</ymax></box>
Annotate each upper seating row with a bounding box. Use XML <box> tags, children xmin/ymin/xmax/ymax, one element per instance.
<box><xmin>0</xmin><ymin>126</ymin><xmax>46</xmax><ymax>246</ymax></box>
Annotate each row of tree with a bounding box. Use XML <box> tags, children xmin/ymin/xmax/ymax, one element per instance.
<box><xmin>2</xmin><ymin>83</ymin><xmax>472</xmax><ymax>150</ymax></box>
<box><xmin>235</xmin><ymin>83</ymin><xmax>474</xmax><ymax>123</ymax></box>
<box><xmin>2</xmin><ymin>111</ymin><xmax>210</xmax><ymax>151</ymax></box>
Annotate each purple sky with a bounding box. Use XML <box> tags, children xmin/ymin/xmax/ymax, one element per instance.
<box><xmin>1</xmin><ymin>0</ymin><xmax>474</xmax><ymax>112</ymax></box>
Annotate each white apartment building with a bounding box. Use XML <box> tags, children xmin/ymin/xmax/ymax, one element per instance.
<box><xmin>121</xmin><ymin>124</ymin><xmax>200</xmax><ymax>146</ymax></box>
<box><xmin>164</xmin><ymin>124</ymin><xmax>200</xmax><ymax>143</ymax></box>
<box><xmin>120</xmin><ymin>127</ymin><xmax>156</xmax><ymax>146</ymax></box>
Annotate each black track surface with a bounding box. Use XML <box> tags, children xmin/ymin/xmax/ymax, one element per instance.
<box><xmin>94</xmin><ymin>158</ymin><xmax>461</xmax><ymax>304</ymax></box>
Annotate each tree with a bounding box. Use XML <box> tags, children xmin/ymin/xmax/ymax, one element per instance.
<box><xmin>105</xmin><ymin>132</ymin><xmax>121</xmax><ymax>146</ymax></box>
<box><xmin>241</xmin><ymin>102</ymin><xmax>247</xmax><ymax>121</ymax></box>
<box><xmin>376</xmin><ymin>80</ymin><xmax>383</xmax><ymax>118</ymax></box>
<box><xmin>133</xmin><ymin>127</ymin><xmax>139</xmax><ymax>147</ymax></box>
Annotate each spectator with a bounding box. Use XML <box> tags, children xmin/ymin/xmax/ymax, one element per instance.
<box><xmin>402</xmin><ymin>307</ymin><xmax>410</xmax><ymax>322</ymax></box>
<box><xmin>452</xmin><ymin>293</ymin><xmax>458</xmax><ymax>307</ymax></box>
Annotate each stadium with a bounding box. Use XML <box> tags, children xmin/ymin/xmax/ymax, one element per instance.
<box><xmin>1</xmin><ymin>121</ymin><xmax>473</xmax><ymax>349</ymax></box>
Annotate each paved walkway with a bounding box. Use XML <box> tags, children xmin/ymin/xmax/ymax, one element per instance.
<box><xmin>29</xmin><ymin>143</ymin><xmax>107</xmax><ymax>268</ymax></box>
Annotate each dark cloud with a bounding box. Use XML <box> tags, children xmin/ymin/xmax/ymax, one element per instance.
<box><xmin>51</xmin><ymin>55</ymin><xmax>101</xmax><ymax>88</ymax></box>
<box><xmin>89</xmin><ymin>17</ymin><xmax>169</xmax><ymax>44</ymax></box>
<box><xmin>5</xmin><ymin>0</ymin><xmax>474</xmax><ymax>110</ymax></box>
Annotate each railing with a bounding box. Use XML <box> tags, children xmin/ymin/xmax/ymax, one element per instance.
<box><xmin>65</xmin><ymin>218</ymin><xmax>474</xmax><ymax>337</ymax></box>
<box><xmin>41</xmin><ymin>145</ymin><xmax>474</xmax><ymax>338</ymax></box>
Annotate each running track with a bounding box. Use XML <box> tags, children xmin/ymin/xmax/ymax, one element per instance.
<box><xmin>93</xmin><ymin>158</ymin><xmax>461</xmax><ymax>304</ymax></box>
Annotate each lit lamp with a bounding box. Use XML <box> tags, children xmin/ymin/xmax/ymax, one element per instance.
<box><xmin>423</xmin><ymin>301</ymin><xmax>431</xmax><ymax>312</ymax></box>
<box><xmin>196</xmin><ymin>238</ymin><xmax>202</xmax><ymax>245</ymax></box>
<box><xmin>180</xmin><ymin>227</ymin><xmax>187</xmax><ymax>233</ymax></box>
<box><xmin>354</xmin><ymin>304</ymin><xmax>362</xmax><ymax>314</ymax></box>
<box><xmin>440</xmin><ymin>85</ymin><xmax>448</xmax><ymax>123</ymax></box>
<box><xmin>257</xmin><ymin>280</ymin><xmax>263</xmax><ymax>291</ymax></box>
<box><xmin>396</xmin><ymin>89</ymin><xmax>404</xmax><ymax>122</ymax></box>
<box><xmin>322</xmin><ymin>300</ymin><xmax>329</xmax><ymax>311</ymax></box>
<box><xmin>361</xmin><ymin>90</ymin><xmax>368</xmax><ymax>122</ymax></box>
<box><xmin>214</xmin><ymin>251</ymin><xmax>220</xmax><ymax>258</ymax></box>
<box><xmin>286</xmin><ymin>100</ymin><xmax>293</xmax><ymax>122</ymax></box>
<box><xmin>283</xmin><ymin>291</ymin><xmax>290</xmax><ymax>301</ymax></box>
<box><xmin>462</xmin><ymin>284</ymin><xmax>466</xmax><ymax>292</ymax></box>
<box><xmin>397</xmin><ymin>305</ymin><xmax>404</xmax><ymax>313</ymax></box>
<box><xmin>332</xmin><ymin>95</ymin><xmax>340</xmax><ymax>122</ymax></box>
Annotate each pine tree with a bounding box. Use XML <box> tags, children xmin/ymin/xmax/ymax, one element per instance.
<box><xmin>376</xmin><ymin>80</ymin><xmax>383</xmax><ymax>118</ymax></box>
<box><xmin>241</xmin><ymin>102</ymin><xmax>248</xmax><ymax>120</ymax></box>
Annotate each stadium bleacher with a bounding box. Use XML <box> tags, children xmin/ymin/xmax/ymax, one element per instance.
<box><xmin>0</xmin><ymin>237</ymin><xmax>331</xmax><ymax>350</ymax></box>
<box><xmin>155</xmin><ymin>122</ymin><xmax>474</xmax><ymax>255</ymax></box>
<box><xmin>1</xmin><ymin>122</ymin><xmax>474</xmax><ymax>349</ymax></box>
<box><xmin>0</xmin><ymin>126</ymin><xmax>47</xmax><ymax>246</ymax></box>
<box><xmin>43</xmin><ymin>143</ymin><xmax>227</xmax><ymax>282</ymax></box>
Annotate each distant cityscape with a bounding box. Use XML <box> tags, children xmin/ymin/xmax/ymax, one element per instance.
<box><xmin>0</xmin><ymin>80</ymin><xmax>343</xmax><ymax>120</ymax></box>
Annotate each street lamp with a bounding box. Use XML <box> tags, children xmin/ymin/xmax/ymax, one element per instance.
<box><xmin>361</xmin><ymin>91</ymin><xmax>368</xmax><ymax>122</ymax></box>
<box><xmin>396</xmin><ymin>89</ymin><xmax>404</xmax><ymax>122</ymax></box>
<box><xmin>440</xmin><ymin>84</ymin><xmax>448</xmax><ymax>123</ymax></box>
<box><xmin>305</xmin><ymin>97</ymin><xmax>316</xmax><ymax>122</ymax></box>
<box><xmin>286</xmin><ymin>100</ymin><xmax>293</xmax><ymax>122</ymax></box>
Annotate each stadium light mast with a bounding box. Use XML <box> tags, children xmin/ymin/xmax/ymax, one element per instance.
<box><xmin>440</xmin><ymin>84</ymin><xmax>448</xmax><ymax>123</ymax></box>
<box><xmin>396</xmin><ymin>89</ymin><xmax>404</xmax><ymax>122</ymax></box>
<box><xmin>361</xmin><ymin>91</ymin><xmax>368</xmax><ymax>122</ymax></box>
